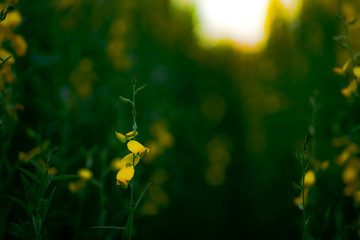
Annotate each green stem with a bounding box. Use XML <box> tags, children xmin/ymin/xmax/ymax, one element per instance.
<box><xmin>123</xmin><ymin>79</ymin><xmax>137</xmax><ymax>240</ymax></box>
<box><xmin>302</xmin><ymin>152</ymin><xmax>306</xmax><ymax>240</ymax></box>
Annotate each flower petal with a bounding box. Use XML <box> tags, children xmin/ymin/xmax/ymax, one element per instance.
<box><xmin>116</xmin><ymin>166</ymin><xmax>135</xmax><ymax>188</ymax></box>
<box><xmin>127</xmin><ymin>140</ymin><xmax>145</xmax><ymax>154</ymax></box>
<box><xmin>125</xmin><ymin>131</ymin><xmax>138</xmax><ymax>139</ymax></box>
<box><xmin>119</xmin><ymin>153</ymin><xmax>140</xmax><ymax>167</ymax></box>
<box><xmin>115</xmin><ymin>131</ymin><xmax>127</xmax><ymax>143</ymax></box>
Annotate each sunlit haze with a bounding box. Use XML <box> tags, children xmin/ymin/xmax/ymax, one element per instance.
<box><xmin>184</xmin><ymin>0</ymin><xmax>301</xmax><ymax>50</ymax></box>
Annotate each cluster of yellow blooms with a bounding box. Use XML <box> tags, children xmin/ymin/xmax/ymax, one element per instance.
<box><xmin>68</xmin><ymin>168</ymin><xmax>93</xmax><ymax>193</ymax></box>
<box><xmin>0</xmin><ymin>1</ymin><xmax>27</xmax><ymax>121</ymax></box>
<box><xmin>333</xmin><ymin>59</ymin><xmax>360</xmax><ymax>98</ymax></box>
<box><xmin>114</xmin><ymin>130</ymin><xmax>149</xmax><ymax>188</ymax></box>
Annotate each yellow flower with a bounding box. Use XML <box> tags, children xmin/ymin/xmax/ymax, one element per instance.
<box><xmin>115</xmin><ymin>130</ymin><xmax>138</xmax><ymax>143</ymax></box>
<box><xmin>127</xmin><ymin>140</ymin><xmax>149</xmax><ymax>159</ymax></box>
<box><xmin>77</xmin><ymin>168</ymin><xmax>93</xmax><ymax>181</ymax></box>
<box><xmin>116</xmin><ymin>166</ymin><xmax>134</xmax><ymax>188</ymax></box>
<box><xmin>119</xmin><ymin>153</ymin><xmax>140</xmax><ymax>167</ymax></box>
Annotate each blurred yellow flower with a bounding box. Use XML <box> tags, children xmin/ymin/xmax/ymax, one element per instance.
<box><xmin>341</xmin><ymin>79</ymin><xmax>358</xmax><ymax>98</ymax></box>
<box><xmin>0</xmin><ymin>49</ymin><xmax>14</xmax><ymax>65</ymax></box>
<box><xmin>127</xmin><ymin>140</ymin><xmax>149</xmax><ymax>159</ymax></box>
<box><xmin>336</xmin><ymin>142</ymin><xmax>359</xmax><ymax>165</ymax></box>
<box><xmin>1</xmin><ymin>10</ymin><xmax>22</xmax><ymax>28</ymax></box>
<box><xmin>77</xmin><ymin>168</ymin><xmax>93</xmax><ymax>181</ymax></box>
<box><xmin>116</xmin><ymin>166</ymin><xmax>134</xmax><ymax>188</ymax></box>
<box><xmin>48</xmin><ymin>167</ymin><xmax>58</xmax><ymax>176</ymax></box>
<box><xmin>304</xmin><ymin>170</ymin><xmax>316</xmax><ymax>187</ymax></box>
<box><xmin>353</xmin><ymin>67</ymin><xmax>360</xmax><ymax>78</ymax></box>
<box><xmin>11</xmin><ymin>34</ymin><xmax>27</xmax><ymax>56</ymax></box>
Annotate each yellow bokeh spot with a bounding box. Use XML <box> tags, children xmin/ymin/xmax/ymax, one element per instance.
<box><xmin>48</xmin><ymin>167</ymin><xmax>57</xmax><ymax>176</ymax></box>
<box><xmin>77</xmin><ymin>168</ymin><xmax>93</xmax><ymax>181</ymax></box>
<box><xmin>304</xmin><ymin>170</ymin><xmax>316</xmax><ymax>187</ymax></box>
<box><xmin>341</xmin><ymin>79</ymin><xmax>358</xmax><ymax>98</ymax></box>
<box><xmin>1</xmin><ymin>10</ymin><xmax>22</xmax><ymax>28</ymax></box>
<box><xmin>353</xmin><ymin>67</ymin><xmax>360</xmax><ymax>78</ymax></box>
<box><xmin>11</xmin><ymin>34</ymin><xmax>27</xmax><ymax>57</ymax></box>
<box><xmin>342</xmin><ymin>166</ymin><xmax>357</xmax><ymax>184</ymax></box>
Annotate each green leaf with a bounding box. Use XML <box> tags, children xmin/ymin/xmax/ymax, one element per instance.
<box><xmin>349</xmin><ymin>18</ymin><xmax>357</xmax><ymax>25</ymax></box>
<box><xmin>135</xmin><ymin>181</ymin><xmax>152</xmax><ymax>209</ymax></box>
<box><xmin>10</xmin><ymin>222</ymin><xmax>25</xmax><ymax>236</ymax></box>
<box><xmin>340</xmin><ymin>42</ymin><xmax>348</xmax><ymax>49</ymax></box>
<box><xmin>89</xmin><ymin>226</ymin><xmax>126</xmax><ymax>230</ymax></box>
<box><xmin>0</xmin><ymin>55</ymin><xmax>11</xmax><ymax>68</ymax></box>
<box><xmin>119</xmin><ymin>96</ymin><xmax>132</xmax><ymax>105</ymax></box>
<box><xmin>29</xmin><ymin>159</ymin><xmax>45</xmax><ymax>173</ymax></box>
<box><xmin>135</xmin><ymin>84</ymin><xmax>147</xmax><ymax>94</ymax></box>
<box><xmin>18</xmin><ymin>167</ymin><xmax>41</xmax><ymax>184</ymax></box>
<box><xmin>51</xmin><ymin>175</ymin><xmax>78</xmax><ymax>182</ymax></box>
<box><xmin>46</xmin><ymin>147</ymin><xmax>58</xmax><ymax>168</ymax></box>
<box><xmin>7</xmin><ymin>195</ymin><xmax>27</xmax><ymax>209</ymax></box>
<box><xmin>20</xmin><ymin>174</ymin><xmax>37</xmax><ymax>207</ymax></box>
<box><xmin>333</xmin><ymin>35</ymin><xmax>347</xmax><ymax>41</ymax></box>
<box><xmin>291</xmin><ymin>181</ymin><xmax>302</xmax><ymax>191</ymax></box>
<box><xmin>42</xmin><ymin>187</ymin><xmax>57</xmax><ymax>220</ymax></box>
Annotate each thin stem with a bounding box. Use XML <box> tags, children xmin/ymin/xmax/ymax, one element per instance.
<box><xmin>302</xmin><ymin>152</ymin><xmax>306</xmax><ymax>240</ymax></box>
<box><xmin>123</xmin><ymin>79</ymin><xmax>137</xmax><ymax>240</ymax></box>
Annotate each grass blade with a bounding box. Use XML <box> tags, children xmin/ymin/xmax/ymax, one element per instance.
<box><xmin>51</xmin><ymin>175</ymin><xmax>78</xmax><ymax>182</ymax></box>
<box><xmin>20</xmin><ymin>174</ymin><xmax>37</xmax><ymax>207</ymax></box>
<box><xmin>135</xmin><ymin>181</ymin><xmax>152</xmax><ymax>209</ymax></box>
<box><xmin>18</xmin><ymin>167</ymin><xmax>40</xmax><ymax>184</ymax></box>
<box><xmin>89</xmin><ymin>226</ymin><xmax>125</xmax><ymax>230</ymax></box>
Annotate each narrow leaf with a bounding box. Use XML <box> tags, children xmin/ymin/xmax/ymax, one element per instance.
<box><xmin>340</xmin><ymin>42</ymin><xmax>348</xmax><ymax>49</ymax></box>
<box><xmin>51</xmin><ymin>175</ymin><xmax>78</xmax><ymax>182</ymax></box>
<box><xmin>135</xmin><ymin>84</ymin><xmax>147</xmax><ymax>94</ymax></box>
<box><xmin>10</xmin><ymin>222</ymin><xmax>25</xmax><ymax>235</ymax></box>
<box><xmin>20</xmin><ymin>174</ymin><xmax>37</xmax><ymax>207</ymax></box>
<box><xmin>18</xmin><ymin>167</ymin><xmax>40</xmax><ymax>184</ymax></box>
<box><xmin>333</xmin><ymin>35</ymin><xmax>347</xmax><ymax>41</ymax></box>
<box><xmin>0</xmin><ymin>56</ymin><xmax>11</xmax><ymax>68</ymax></box>
<box><xmin>42</xmin><ymin>187</ymin><xmax>57</xmax><ymax>220</ymax></box>
<box><xmin>349</xmin><ymin>18</ymin><xmax>357</xmax><ymax>25</ymax></box>
<box><xmin>135</xmin><ymin>181</ymin><xmax>152</xmax><ymax>209</ymax></box>
<box><xmin>89</xmin><ymin>226</ymin><xmax>126</xmax><ymax>230</ymax></box>
<box><xmin>119</xmin><ymin>96</ymin><xmax>132</xmax><ymax>105</ymax></box>
<box><xmin>336</xmin><ymin>14</ymin><xmax>343</xmax><ymax>21</ymax></box>
<box><xmin>29</xmin><ymin>159</ymin><xmax>45</xmax><ymax>173</ymax></box>
<box><xmin>7</xmin><ymin>195</ymin><xmax>27</xmax><ymax>209</ymax></box>
<box><xmin>291</xmin><ymin>181</ymin><xmax>302</xmax><ymax>191</ymax></box>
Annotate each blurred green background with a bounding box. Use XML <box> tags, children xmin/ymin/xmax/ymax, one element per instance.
<box><xmin>2</xmin><ymin>0</ymin><xmax>360</xmax><ymax>239</ymax></box>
